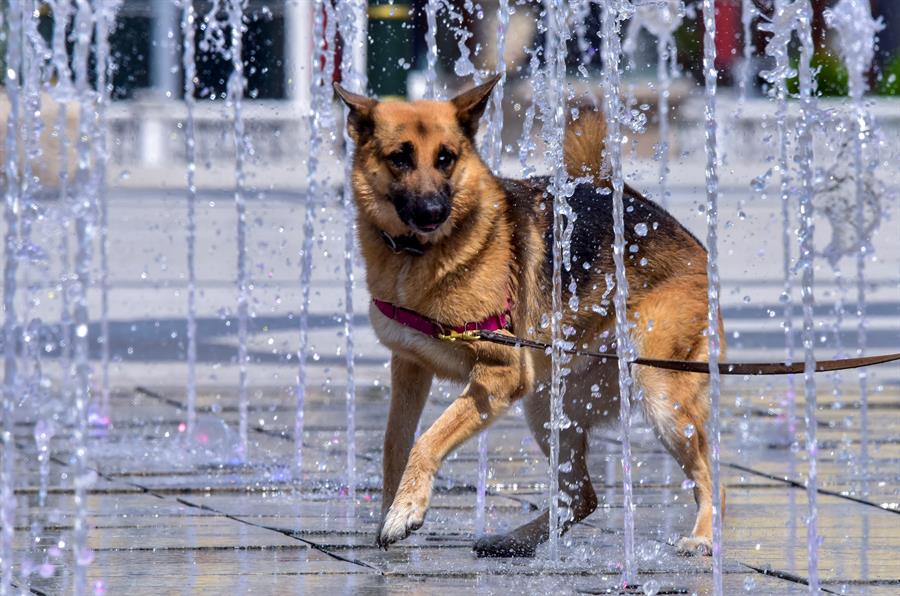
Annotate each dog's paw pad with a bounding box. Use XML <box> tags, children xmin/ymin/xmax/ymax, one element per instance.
<box><xmin>473</xmin><ymin>534</ymin><xmax>537</xmax><ymax>558</ymax></box>
<box><xmin>378</xmin><ymin>501</ymin><xmax>426</xmax><ymax>547</ymax></box>
<box><xmin>676</xmin><ymin>536</ymin><xmax>712</xmax><ymax>557</ymax></box>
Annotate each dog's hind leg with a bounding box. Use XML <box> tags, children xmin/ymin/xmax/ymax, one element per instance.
<box><xmin>630</xmin><ymin>275</ymin><xmax>725</xmax><ymax>557</ymax></box>
<box><xmin>473</xmin><ymin>380</ymin><xmax>599</xmax><ymax>558</ymax></box>
<box><xmin>635</xmin><ymin>364</ymin><xmax>719</xmax><ymax>556</ymax></box>
<box><xmin>379</xmin><ymin>356</ymin><xmax>432</xmax><ymax>523</ymax></box>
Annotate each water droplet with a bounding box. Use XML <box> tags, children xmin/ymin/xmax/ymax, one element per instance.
<box><xmin>642</xmin><ymin>579</ymin><xmax>660</xmax><ymax>596</ymax></box>
<box><xmin>76</xmin><ymin>546</ymin><xmax>94</xmax><ymax>566</ymax></box>
<box><xmin>634</xmin><ymin>223</ymin><xmax>648</xmax><ymax>236</ymax></box>
<box><xmin>683</xmin><ymin>424</ymin><xmax>695</xmax><ymax>438</ymax></box>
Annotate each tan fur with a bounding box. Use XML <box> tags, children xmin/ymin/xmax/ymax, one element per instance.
<box><xmin>335</xmin><ymin>78</ymin><xmax>725</xmax><ymax>557</ymax></box>
<box><xmin>564</xmin><ymin>108</ymin><xmax>607</xmax><ymax>180</ymax></box>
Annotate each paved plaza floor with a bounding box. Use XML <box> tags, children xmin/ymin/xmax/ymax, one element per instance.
<box><xmin>10</xmin><ymin>367</ymin><xmax>900</xmax><ymax>594</ymax></box>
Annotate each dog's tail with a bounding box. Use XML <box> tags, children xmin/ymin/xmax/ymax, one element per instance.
<box><xmin>563</xmin><ymin>109</ymin><xmax>607</xmax><ymax>181</ymax></box>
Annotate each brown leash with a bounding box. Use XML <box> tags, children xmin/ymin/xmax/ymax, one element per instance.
<box><xmin>467</xmin><ymin>330</ymin><xmax>900</xmax><ymax>376</ymax></box>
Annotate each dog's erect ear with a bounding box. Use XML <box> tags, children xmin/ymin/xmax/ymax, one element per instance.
<box><xmin>450</xmin><ymin>74</ymin><xmax>501</xmax><ymax>139</ymax></box>
<box><xmin>334</xmin><ymin>83</ymin><xmax>378</xmax><ymax>143</ymax></box>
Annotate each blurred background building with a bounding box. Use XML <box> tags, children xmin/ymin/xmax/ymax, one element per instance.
<box><xmin>4</xmin><ymin>0</ymin><xmax>900</xmax><ymax>189</ymax></box>
<box><xmin>93</xmin><ymin>1</ymin><xmax>900</xmax><ymax>99</ymax></box>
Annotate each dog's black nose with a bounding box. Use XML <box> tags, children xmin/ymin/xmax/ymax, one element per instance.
<box><xmin>411</xmin><ymin>196</ymin><xmax>450</xmax><ymax>232</ymax></box>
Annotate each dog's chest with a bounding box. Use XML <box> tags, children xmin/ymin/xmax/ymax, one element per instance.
<box><xmin>369</xmin><ymin>303</ymin><xmax>474</xmax><ymax>382</ymax></box>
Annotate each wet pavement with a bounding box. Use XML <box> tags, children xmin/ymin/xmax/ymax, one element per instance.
<box><xmin>10</xmin><ymin>368</ymin><xmax>900</xmax><ymax>594</ymax></box>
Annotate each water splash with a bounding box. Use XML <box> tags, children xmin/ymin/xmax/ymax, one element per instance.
<box><xmin>543</xmin><ymin>0</ymin><xmax>572</xmax><ymax>561</ymax></box>
<box><xmin>296</xmin><ymin>0</ymin><xmax>331</xmax><ymax>483</ymax></box>
<box><xmin>182</xmin><ymin>0</ymin><xmax>199</xmax><ymax>436</ymax></box>
<box><xmin>825</xmin><ymin>1</ymin><xmax>883</xmax><ymax>100</ymax></box>
<box><xmin>739</xmin><ymin>0</ymin><xmax>759</xmax><ymax>102</ymax></box>
<box><xmin>424</xmin><ymin>0</ymin><xmax>440</xmax><ymax>99</ymax></box>
<box><xmin>825</xmin><ymin>0</ymin><xmax>885</xmax><ymax>500</ymax></box>
<box><xmin>488</xmin><ymin>0</ymin><xmax>508</xmax><ymax>175</ymax></box>
<box><xmin>337</xmin><ymin>0</ymin><xmax>366</xmax><ymax>501</ymax></box>
<box><xmin>449</xmin><ymin>1</ymin><xmax>476</xmax><ymax>78</ymax></box>
<box><xmin>49</xmin><ymin>0</ymin><xmax>75</xmax><ymax>405</ymax></box>
<box><xmin>600</xmin><ymin>1</ymin><xmax>636</xmax><ymax>583</ymax></box>
<box><xmin>46</xmin><ymin>5</ymin><xmax>74</xmax><ymax>589</ymax></box>
<box><xmin>95</xmin><ymin>2</ymin><xmax>115</xmax><ymax>422</ymax></box>
<box><xmin>474</xmin><ymin>0</ymin><xmax>509</xmax><ymax>537</ymax></box>
<box><xmin>760</xmin><ymin>0</ymin><xmax>801</xmax><ymax>442</ymax></box>
<box><xmin>223</xmin><ymin>0</ymin><xmax>250</xmax><ymax>459</ymax></box>
<box><xmin>700</xmin><ymin>0</ymin><xmax>725</xmax><ymax>591</ymax></box>
<box><xmin>623</xmin><ymin>0</ymin><xmax>682</xmax><ymax>209</ymax></box>
<box><xmin>517</xmin><ymin>43</ymin><xmax>542</xmax><ymax>177</ymax></box>
<box><xmin>20</xmin><ymin>2</ymin><xmax>49</xmax><ymax>432</ymax></box>
<box><xmin>1</xmin><ymin>3</ymin><xmax>24</xmax><ymax>591</ymax></box>
<box><xmin>72</xmin><ymin>2</ymin><xmax>100</xmax><ymax>591</ymax></box>
<box><xmin>572</xmin><ymin>0</ymin><xmax>592</xmax><ymax>77</ymax></box>
<box><xmin>475</xmin><ymin>428</ymin><xmax>489</xmax><ymax>536</ymax></box>
<box><xmin>794</xmin><ymin>2</ymin><xmax>820</xmax><ymax>591</ymax></box>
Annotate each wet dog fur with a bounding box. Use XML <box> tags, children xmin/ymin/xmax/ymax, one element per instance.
<box><xmin>334</xmin><ymin>76</ymin><xmax>725</xmax><ymax>558</ymax></box>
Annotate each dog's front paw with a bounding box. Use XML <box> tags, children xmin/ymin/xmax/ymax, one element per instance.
<box><xmin>676</xmin><ymin>535</ymin><xmax>712</xmax><ymax>556</ymax></box>
<box><xmin>473</xmin><ymin>534</ymin><xmax>537</xmax><ymax>558</ymax></box>
<box><xmin>377</xmin><ymin>499</ymin><xmax>427</xmax><ymax>548</ymax></box>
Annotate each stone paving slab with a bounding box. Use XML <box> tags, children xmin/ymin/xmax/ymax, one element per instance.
<box><xmin>24</xmin><ymin>547</ymin><xmax>373</xmax><ymax>594</ymax></box>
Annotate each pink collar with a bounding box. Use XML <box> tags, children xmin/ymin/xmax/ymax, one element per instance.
<box><xmin>373</xmin><ymin>298</ymin><xmax>511</xmax><ymax>338</ymax></box>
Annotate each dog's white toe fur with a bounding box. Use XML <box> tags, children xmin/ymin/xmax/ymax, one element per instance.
<box><xmin>378</xmin><ymin>501</ymin><xmax>426</xmax><ymax>546</ymax></box>
<box><xmin>676</xmin><ymin>535</ymin><xmax>713</xmax><ymax>556</ymax></box>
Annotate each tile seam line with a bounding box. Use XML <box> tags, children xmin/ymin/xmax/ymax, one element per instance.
<box><xmin>172</xmin><ymin>496</ymin><xmax>382</xmax><ymax>573</ymax></box>
<box><xmin>725</xmin><ymin>461</ymin><xmax>900</xmax><ymax>515</ymax></box>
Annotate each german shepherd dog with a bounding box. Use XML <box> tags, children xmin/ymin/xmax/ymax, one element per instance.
<box><xmin>334</xmin><ymin>75</ymin><xmax>723</xmax><ymax>558</ymax></box>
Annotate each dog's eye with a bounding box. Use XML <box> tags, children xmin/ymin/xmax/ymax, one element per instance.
<box><xmin>436</xmin><ymin>147</ymin><xmax>456</xmax><ymax>170</ymax></box>
<box><xmin>387</xmin><ymin>150</ymin><xmax>413</xmax><ymax>170</ymax></box>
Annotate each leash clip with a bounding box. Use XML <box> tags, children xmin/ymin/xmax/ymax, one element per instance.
<box><xmin>437</xmin><ymin>329</ymin><xmax>481</xmax><ymax>342</ymax></box>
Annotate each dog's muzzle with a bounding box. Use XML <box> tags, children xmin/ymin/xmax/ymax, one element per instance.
<box><xmin>409</xmin><ymin>196</ymin><xmax>450</xmax><ymax>232</ymax></box>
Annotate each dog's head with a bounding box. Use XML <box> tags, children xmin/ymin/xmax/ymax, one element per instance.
<box><xmin>334</xmin><ymin>76</ymin><xmax>500</xmax><ymax>240</ymax></box>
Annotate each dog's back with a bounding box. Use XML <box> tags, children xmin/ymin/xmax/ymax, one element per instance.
<box><xmin>498</xmin><ymin>110</ymin><xmax>710</xmax><ymax>339</ymax></box>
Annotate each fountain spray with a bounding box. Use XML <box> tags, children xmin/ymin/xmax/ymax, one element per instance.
<box><xmin>96</xmin><ymin>3</ymin><xmax>114</xmax><ymax>423</ymax></box>
<box><xmin>224</xmin><ymin>0</ymin><xmax>250</xmax><ymax>460</ymax></box>
<box><xmin>700</xmin><ymin>0</ymin><xmax>725</xmax><ymax>591</ymax></box>
<box><xmin>600</xmin><ymin>1</ymin><xmax>636</xmax><ymax>583</ymax></box>
<box><xmin>761</xmin><ymin>0</ymin><xmax>799</xmax><ymax>445</ymax></box>
<box><xmin>1</xmin><ymin>3</ymin><xmax>23</xmax><ymax>592</ymax></box>
<box><xmin>338</xmin><ymin>0</ymin><xmax>367</xmax><ymax>500</ymax></box>
<box><xmin>474</xmin><ymin>0</ymin><xmax>509</xmax><ymax>539</ymax></box>
<box><xmin>182</xmin><ymin>0</ymin><xmax>199</xmax><ymax>436</ymax></box>
<box><xmin>424</xmin><ymin>0</ymin><xmax>440</xmax><ymax>99</ymax></box>
<box><xmin>739</xmin><ymin>0</ymin><xmax>758</xmax><ymax>102</ymax></box>
<box><xmin>825</xmin><ymin>0</ymin><xmax>884</xmax><ymax>499</ymax></box>
<box><xmin>543</xmin><ymin>0</ymin><xmax>572</xmax><ymax>562</ymax></box>
<box><xmin>795</xmin><ymin>2</ymin><xmax>819</xmax><ymax>591</ymax></box>
<box><xmin>296</xmin><ymin>0</ymin><xmax>329</xmax><ymax>482</ymax></box>
<box><xmin>71</xmin><ymin>2</ymin><xmax>100</xmax><ymax>591</ymax></box>
<box><xmin>623</xmin><ymin>1</ymin><xmax>682</xmax><ymax>210</ymax></box>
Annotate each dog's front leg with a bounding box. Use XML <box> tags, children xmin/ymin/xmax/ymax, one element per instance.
<box><xmin>378</xmin><ymin>351</ymin><xmax>528</xmax><ymax>547</ymax></box>
<box><xmin>381</xmin><ymin>355</ymin><xmax>433</xmax><ymax>521</ymax></box>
